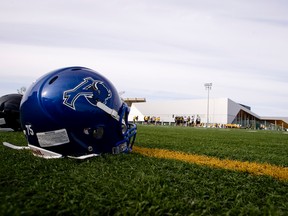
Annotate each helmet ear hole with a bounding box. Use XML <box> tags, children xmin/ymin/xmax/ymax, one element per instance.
<box><xmin>93</xmin><ymin>127</ymin><xmax>104</xmax><ymax>139</ymax></box>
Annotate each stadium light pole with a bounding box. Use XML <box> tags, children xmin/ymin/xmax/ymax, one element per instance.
<box><xmin>204</xmin><ymin>83</ymin><xmax>212</xmax><ymax>127</ymax></box>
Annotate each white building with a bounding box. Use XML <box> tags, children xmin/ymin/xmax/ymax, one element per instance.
<box><xmin>128</xmin><ymin>98</ymin><xmax>288</xmax><ymax>130</ymax></box>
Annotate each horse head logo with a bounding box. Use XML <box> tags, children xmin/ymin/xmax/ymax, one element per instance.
<box><xmin>63</xmin><ymin>77</ymin><xmax>112</xmax><ymax>110</ymax></box>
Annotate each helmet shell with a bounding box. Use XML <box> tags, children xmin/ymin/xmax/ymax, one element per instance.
<box><xmin>20</xmin><ymin>66</ymin><xmax>134</xmax><ymax>156</ymax></box>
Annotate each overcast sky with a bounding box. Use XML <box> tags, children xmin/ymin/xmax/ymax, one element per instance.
<box><xmin>0</xmin><ymin>0</ymin><xmax>287</xmax><ymax>117</ymax></box>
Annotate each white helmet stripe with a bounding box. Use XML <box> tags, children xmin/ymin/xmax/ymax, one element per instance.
<box><xmin>96</xmin><ymin>102</ymin><xmax>120</xmax><ymax>121</ymax></box>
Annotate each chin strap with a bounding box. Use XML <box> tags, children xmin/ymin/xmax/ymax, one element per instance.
<box><xmin>3</xmin><ymin>142</ymin><xmax>100</xmax><ymax>160</ymax></box>
<box><xmin>112</xmin><ymin>142</ymin><xmax>130</xmax><ymax>154</ymax></box>
<box><xmin>3</xmin><ymin>142</ymin><xmax>30</xmax><ymax>150</ymax></box>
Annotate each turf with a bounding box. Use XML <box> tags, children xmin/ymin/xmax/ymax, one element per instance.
<box><xmin>0</xmin><ymin>125</ymin><xmax>287</xmax><ymax>215</ymax></box>
<box><xmin>136</xmin><ymin>125</ymin><xmax>288</xmax><ymax>166</ymax></box>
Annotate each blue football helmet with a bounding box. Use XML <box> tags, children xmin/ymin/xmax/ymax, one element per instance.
<box><xmin>0</xmin><ymin>93</ymin><xmax>23</xmax><ymax>131</ymax></box>
<box><xmin>20</xmin><ymin>66</ymin><xmax>137</xmax><ymax>157</ymax></box>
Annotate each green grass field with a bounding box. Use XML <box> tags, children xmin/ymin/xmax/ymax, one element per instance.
<box><xmin>0</xmin><ymin>125</ymin><xmax>287</xmax><ymax>215</ymax></box>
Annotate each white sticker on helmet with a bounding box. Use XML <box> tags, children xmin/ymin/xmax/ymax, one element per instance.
<box><xmin>36</xmin><ymin>129</ymin><xmax>70</xmax><ymax>147</ymax></box>
<box><xmin>0</xmin><ymin>118</ymin><xmax>6</xmax><ymax>125</ymax></box>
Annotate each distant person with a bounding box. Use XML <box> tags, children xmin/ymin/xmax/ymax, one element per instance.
<box><xmin>196</xmin><ymin>115</ymin><xmax>201</xmax><ymax>127</ymax></box>
<box><xmin>133</xmin><ymin>116</ymin><xmax>138</xmax><ymax>124</ymax></box>
<box><xmin>191</xmin><ymin>115</ymin><xmax>195</xmax><ymax>127</ymax></box>
<box><xmin>144</xmin><ymin>116</ymin><xmax>148</xmax><ymax>124</ymax></box>
<box><xmin>175</xmin><ymin>116</ymin><xmax>180</xmax><ymax>126</ymax></box>
<box><xmin>187</xmin><ymin>116</ymin><xmax>190</xmax><ymax>126</ymax></box>
<box><xmin>156</xmin><ymin>116</ymin><xmax>160</xmax><ymax>125</ymax></box>
<box><xmin>184</xmin><ymin>116</ymin><xmax>187</xmax><ymax>126</ymax></box>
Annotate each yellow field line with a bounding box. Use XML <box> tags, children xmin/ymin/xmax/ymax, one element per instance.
<box><xmin>133</xmin><ymin>146</ymin><xmax>288</xmax><ymax>181</ymax></box>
